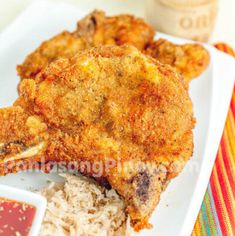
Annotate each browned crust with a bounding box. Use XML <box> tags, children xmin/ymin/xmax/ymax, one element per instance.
<box><xmin>1</xmin><ymin>46</ymin><xmax>195</xmax><ymax>230</ymax></box>
<box><xmin>145</xmin><ymin>39</ymin><xmax>210</xmax><ymax>82</ymax></box>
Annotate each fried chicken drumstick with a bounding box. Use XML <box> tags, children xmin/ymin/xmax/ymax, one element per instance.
<box><xmin>17</xmin><ymin>10</ymin><xmax>209</xmax><ymax>83</ymax></box>
<box><xmin>0</xmin><ymin>46</ymin><xmax>195</xmax><ymax>231</ymax></box>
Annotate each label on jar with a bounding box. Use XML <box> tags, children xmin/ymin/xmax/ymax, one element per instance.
<box><xmin>146</xmin><ymin>0</ymin><xmax>218</xmax><ymax>42</ymax></box>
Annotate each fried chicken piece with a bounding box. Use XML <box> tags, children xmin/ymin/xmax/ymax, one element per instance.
<box><xmin>0</xmin><ymin>46</ymin><xmax>195</xmax><ymax>231</ymax></box>
<box><xmin>145</xmin><ymin>39</ymin><xmax>210</xmax><ymax>82</ymax></box>
<box><xmin>75</xmin><ymin>10</ymin><xmax>154</xmax><ymax>50</ymax></box>
<box><xmin>17</xmin><ymin>10</ymin><xmax>155</xmax><ymax>80</ymax></box>
<box><xmin>17</xmin><ymin>32</ymin><xmax>88</xmax><ymax>80</ymax></box>
<box><xmin>17</xmin><ymin>10</ymin><xmax>210</xmax><ymax>83</ymax></box>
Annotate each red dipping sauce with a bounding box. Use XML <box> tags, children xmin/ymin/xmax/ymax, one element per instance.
<box><xmin>0</xmin><ymin>198</ymin><xmax>36</xmax><ymax>236</ymax></box>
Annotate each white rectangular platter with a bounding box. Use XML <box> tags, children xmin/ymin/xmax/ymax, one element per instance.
<box><xmin>0</xmin><ymin>2</ymin><xmax>234</xmax><ymax>236</ymax></box>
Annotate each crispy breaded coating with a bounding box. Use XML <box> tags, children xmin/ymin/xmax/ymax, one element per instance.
<box><xmin>0</xmin><ymin>46</ymin><xmax>195</xmax><ymax>231</ymax></box>
<box><xmin>17</xmin><ymin>32</ymin><xmax>88</xmax><ymax>79</ymax></box>
<box><xmin>145</xmin><ymin>39</ymin><xmax>210</xmax><ymax>82</ymax></box>
<box><xmin>75</xmin><ymin>10</ymin><xmax>154</xmax><ymax>50</ymax></box>
<box><xmin>18</xmin><ymin>10</ymin><xmax>210</xmax><ymax>83</ymax></box>
<box><xmin>17</xmin><ymin>10</ymin><xmax>155</xmax><ymax>80</ymax></box>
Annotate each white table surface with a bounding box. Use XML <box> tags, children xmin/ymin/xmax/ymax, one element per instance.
<box><xmin>0</xmin><ymin>0</ymin><xmax>234</xmax><ymax>48</ymax></box>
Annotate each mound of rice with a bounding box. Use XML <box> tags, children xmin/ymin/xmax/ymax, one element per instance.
<box><xmin>39</xmin><ymin>174</ymin><xmax>129</xmax><ymax>236</ymax></box>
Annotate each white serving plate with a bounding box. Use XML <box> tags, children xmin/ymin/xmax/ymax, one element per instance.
<box><xmin>0</xmin><ymin>2</ymin><xmax>234</xmax><ymax>236</ymax></box>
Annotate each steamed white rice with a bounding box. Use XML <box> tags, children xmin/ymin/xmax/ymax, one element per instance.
<box><xmin>39</xmin><ymin>174</ymin><xmax>129</xmax><ymax>236</ymax></box>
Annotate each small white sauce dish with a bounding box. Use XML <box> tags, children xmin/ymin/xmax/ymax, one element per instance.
<box><xmin>0</xmin><ymin>184</ymin><xmax>46</xmax><ymax>236</ymax></box>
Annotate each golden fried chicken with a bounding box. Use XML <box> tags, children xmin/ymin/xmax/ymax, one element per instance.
<box><xmin>17</xmin><ymin>10</ymin><xmax>209</xmax><ymax>83</ymax></box>
<box><xmin>74</xmin><ymin>10</ymin><xmax>154</xmax><ymax>50</ymax></box>
<box><xmin>145</xmin><ymin>39</ymin><xmax>210</xmax><ymax>82</ymax></box>
<box><xmin>17</xmin><ymin>10</ymin><xmax>155</xmax><ymax>80</ymax></box>
<box><xmin>0</xmin><ymin>46</ymin><xmax>195</xmax><ymax>231</ymax></box>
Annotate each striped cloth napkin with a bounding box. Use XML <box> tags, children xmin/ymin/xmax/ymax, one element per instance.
<box><xmin>192</xmin><ymin>44</ymin><xmax>235</xmax><ymax>236</ymax></box>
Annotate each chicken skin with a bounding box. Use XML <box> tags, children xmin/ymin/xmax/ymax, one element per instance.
<box><xmin>0</xmin><ymin>46</ymin><xmax>195</xmax><ymax>231</ymax></box>
<box><xmin>17</xmin><ymin>10</ymin><xmax>209</xmax><ymax>83</ymax></box>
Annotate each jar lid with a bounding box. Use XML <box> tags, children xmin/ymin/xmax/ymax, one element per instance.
<box><xmin>159</xmin><ymin>0</ymin><xmax>217</xmax><ymax>8</ymax></box>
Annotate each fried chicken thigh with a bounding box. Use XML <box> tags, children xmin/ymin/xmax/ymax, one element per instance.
<box><xmin>0</xmin><ymin>46</ymin><xmax>195</xmax><ymax>231</ymax></box>
<box><xmin>17</xmin><ymin>10</ymin><xmax>209</xmax><ymax>83</ymax></box>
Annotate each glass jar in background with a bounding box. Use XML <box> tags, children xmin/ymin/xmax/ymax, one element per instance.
<box><xmin>146</xmin><ymin>0</ymin><xmax>218</xmax><ymax>42</ymax></box>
